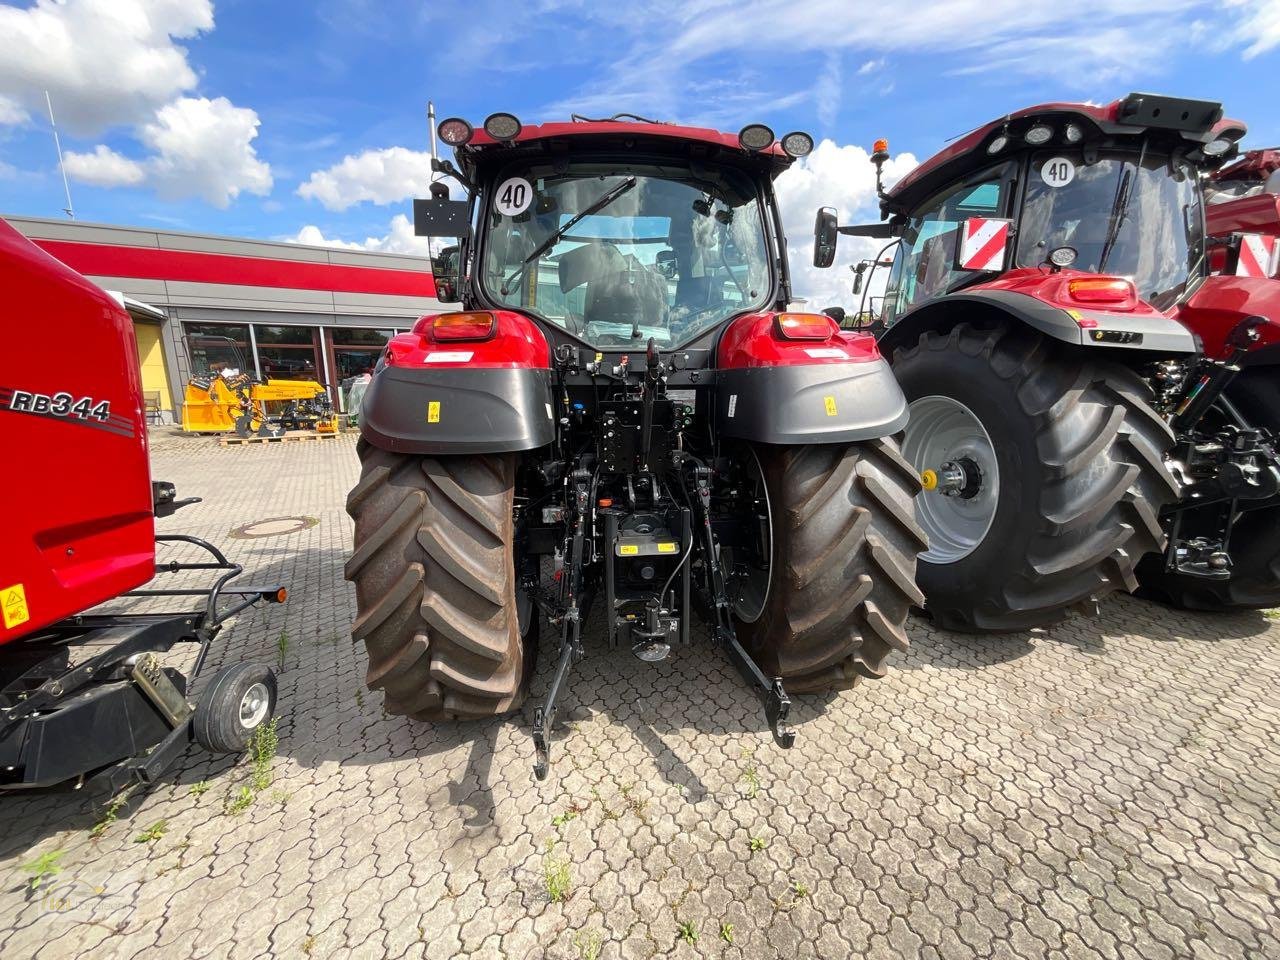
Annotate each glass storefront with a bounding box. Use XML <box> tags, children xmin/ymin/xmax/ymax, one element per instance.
<box><xmin>181</xmin><ymin>321</ymin><xmax>403</xmax><ymax>410</ymax></box>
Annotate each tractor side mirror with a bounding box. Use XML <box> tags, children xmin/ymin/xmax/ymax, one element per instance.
<box><xmin>813</xmin><ymin>207</ymin><xmax>839</xmax><ymax>268</ymax></box>
<box><xmin>655</xmin><ymin>249</ymin><xmax>679</xmax><ymax>279</ymax></box>
<box><xmin>822</xmin><ymin>306</ymin><xmax>846</xmax><ymax>326</ymax></box>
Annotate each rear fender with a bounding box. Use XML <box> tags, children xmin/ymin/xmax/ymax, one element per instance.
<box><xmin>359</xmin><ymin>310</ymin><xmax>556</xmax><ymax>455</ymax></box>
<box><xmin>1176</xmin><ymin>274</ymin><xmax>1280</xmax><ymax>362</ymax></box>
<box><xmin>715</xmin><ymin>312</ymin><xmax>908</xmax><ymax>445</ymax></box>
<box><xmin>878</xmin><ymin>289</ymin><xmax>1198</xmax><ymax>360</ymax></box>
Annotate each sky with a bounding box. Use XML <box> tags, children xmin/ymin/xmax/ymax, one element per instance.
<box><xmin>0</xmin><ymin>0</ymin><xmax>1278</xmax><ymax>309</ymax></box>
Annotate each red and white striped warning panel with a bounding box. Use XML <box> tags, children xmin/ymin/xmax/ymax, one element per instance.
<box><xmin>1236</xmin><ymin>233</ymin><xmax>1279</xmax><ymax>278</ymax></box>
<box><xmin>957</xmin><ymin>218</ymin><xmax>1012</xmax><ymax>272</ymax></box>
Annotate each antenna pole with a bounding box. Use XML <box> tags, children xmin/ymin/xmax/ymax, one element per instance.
<box><xmin>46</xmin><ymin>91</ymin><xmax>75</xmax><ymax>219</ymax></box>
<box><xmin>424</xmin><ymin>101</ymin><xmax>437</xmax><ymax>264</ymax></box>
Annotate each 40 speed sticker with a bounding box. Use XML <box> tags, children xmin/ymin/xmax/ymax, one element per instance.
<box><xmin>0</xmin><ymin>385</ymin><xmax>135</xmax><ymax>437</ymax></box>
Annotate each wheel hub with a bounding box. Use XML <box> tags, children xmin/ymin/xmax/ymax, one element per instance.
<box><xmin>239</xmin><ymin>682</ymin><xmax>270</xmax><ymax>730</ymax></box>
<box><xmin>902</xmin><ymin>396</ymin><xmax>1000</xmax><ymax>564</ymax></box>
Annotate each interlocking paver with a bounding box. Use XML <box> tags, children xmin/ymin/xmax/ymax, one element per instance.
<box><xmin>2</xmin><ymin>431</ymin><xmax>1279</xmax><ymax>959</ymax></box>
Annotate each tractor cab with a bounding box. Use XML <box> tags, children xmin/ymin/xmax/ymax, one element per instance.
<box><xmin>821</xmin><ymin>93</ymin><xmax>1247</xmax><ymax>329</ymax></box>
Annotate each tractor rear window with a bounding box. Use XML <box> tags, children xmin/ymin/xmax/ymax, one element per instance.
<box><xmin>1017</xmin><ymin>151</ymin><xmax>1203</xmax><ymax>310</ymax></box>
<box><xmin>480</xmin><ymin>166</ymin><xmax>771</xmax><ymax>348</ymax></box>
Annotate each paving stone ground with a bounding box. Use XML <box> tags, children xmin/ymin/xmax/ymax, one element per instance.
<box><xmin>2</xmin><ymin>431</ymin><xmax>1279</xmax><ymax>960</ymax></box>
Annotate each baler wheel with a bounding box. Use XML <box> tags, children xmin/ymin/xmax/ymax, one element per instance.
<box><xmin>344</xmin><ymin>440</ymin><xmax>532</xmax><ymax>720</ymax></box>
<box><xmin>1138</xmin><ymin>367</ymin><xmax>1280</xmax><ymax>611</ymax></box>
<box><xmin>736</xmin><ymin>439</ymin><xmax>926</xmax><ymax>691</ymax></box>
<box><xmin>892</xmin><ymin>321</ymin><xmax>1178</xmax><ymax>632</ymax></box>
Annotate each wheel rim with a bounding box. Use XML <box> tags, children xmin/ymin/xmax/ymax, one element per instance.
<box><xmin>902</xmin><ymin>395</ymin><xmax>1000</xmax><ymax>564</ymax></box>
<box><xmin>727</xmin><ymin>446</ymin><xmax>773</xmax><ymax>623</ymax></box>
<box><xmin>238</xmin><ymin>682</ymin><xmax>270</xmax><ymax>730</ymax></box>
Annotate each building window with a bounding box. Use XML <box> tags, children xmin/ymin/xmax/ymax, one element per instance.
<box><xmin>254</xmin><ymin>325</ymin><xmax>321</xmax><ymax>382</ymax></box>
<box><xmin>330</xmin><ymin>326</ymin><xmax>396</xmax><ymax>385</ymax></box>
<box><xmin>184</xmin><ymin>322</ymin><xmax>251</xmax><ymax>376</ymax></box>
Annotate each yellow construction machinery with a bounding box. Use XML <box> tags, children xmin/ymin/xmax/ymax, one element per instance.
<box><xmin>180</xmin><ymin>336</ymin><xmax>338</xmax><ymax>437</ymax></box>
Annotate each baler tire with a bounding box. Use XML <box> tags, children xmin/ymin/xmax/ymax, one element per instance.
<box><xmin>193</xmin><ymin>663</ymin><xmax>278</xmax><ymax>754</ymax></box>
<box><xmin>736</xmin><ymin>439</ymin><xmax>927</xmax><ymax>692</ymax></box>
<box><xmin>344</xmin><ymin>440</ymin><xmax>531</xmax><ymax>720</ymax></box>
<box><xmin>1137</xmin><ymin>367</ymin><xmax>1280</xmax><ymax>611</ymax></box>
<box><xmin>891</xmin><ymin>322</ymin><xmax>1178</xmax><ymax>633</ymax></box>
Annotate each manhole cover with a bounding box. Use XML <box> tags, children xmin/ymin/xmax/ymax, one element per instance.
<box><xmin>229</xmin><ymin>516</ymin><xmax>320</xmax><ymax>539</ymax></box>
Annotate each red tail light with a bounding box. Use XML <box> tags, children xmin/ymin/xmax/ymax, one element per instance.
<box><xmin>1066</xmin><ymin>277</ymin><xmax>1137</xmax><ymax>308</ymax></box>
<box><xmin>774</xmin><ymin>312</ymin><xmax>838</xmax><ymax>340</ymax></box>
<box><xmin>413</xmin><ymin>311</ymin><xmax>496</xmax><ymax>342</ymax></box>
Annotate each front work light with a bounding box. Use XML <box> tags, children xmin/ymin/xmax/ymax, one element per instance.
<box><xmin>987</xmin><ymin>133</ymin><xmax>1009</xmax><ymax>155</ymax></box>
<box><xmin>483</xmin><ymin>112</ymin><xmax>522</xmax><ymax>142</ymax></box>
<box><xmin>438</xmin><ymin>117</ymin><xmax>474</xmax><ymax>146</ymax></box>
<box><xmin>781</xmin><ymin>131</ymin><xmax>814</xmax><ymax>158</ymax></box>
<box><xmin>1024</xmin><ymin>124</ymin><xmax>1053</xmax><ymax>145</ymax></box>
<box><xmin>1203</xmin><ymin>137</ymin><xmax>1233</xmax><ymax>157</ymax></box>
<box><xmin>739</xmin><ymin>123</ymin><xmax>775</xmax><ymax>152</ymax></box>
<box><xmin>1064</xmin><ymin>123</ymin><xmax>1084</xmax><ymax>144</ymax></box>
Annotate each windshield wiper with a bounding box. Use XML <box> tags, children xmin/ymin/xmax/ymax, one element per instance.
<box><xmin>499</xmin><ymin>176</ymin><xmax>638</xmax><ymax>295</ymax></box>
<box><xmin>1098</xmin><ymin>139</ymin><xmax>1148</xmax><ymax>274</ymax></box>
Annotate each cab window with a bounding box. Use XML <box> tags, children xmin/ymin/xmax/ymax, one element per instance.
<box><xmin>884</xmin><ymin>168</ymin><xmax>1010</xmax><ymax>323</ymax></box>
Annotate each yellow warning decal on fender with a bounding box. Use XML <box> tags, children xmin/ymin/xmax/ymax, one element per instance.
<box><xmin>619</xmin><ymin>544</ymin><xmax>639</xmax><ymax>555</ymax></box>
<box><xmin>824</xmin><ymin>396</ymin><xmax>838</xmax><ymax>417</ymax></box>
<box><xmin>657</xmin><ymin>542</ymin><xmax>678</xmax><ymax>554</ymax></box>
<box><xmin>1</xmin><ymin>583</ymin><xmax>30</xmax><ymax>630</ymax></box>
<box><xmin>427</xmin><ymin>401</ymin><xmax>441</xmax><ymax>423</ymax></box>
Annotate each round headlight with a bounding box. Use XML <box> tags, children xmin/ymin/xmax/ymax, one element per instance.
<box><xmin>483</xmin><ymin>112</ymin><xmax>522</xmax><ymax>142</ymax></box>
<box><xmin>1064</xmin><ymin>123</ymin><xmax>1084</xmax><ymax>144</ymax></box>
<box><xmin>780</xmin><ymin>130</ymin><xmax>814</xmax><ymax>158</ymax></box>
<box><xmin>1024</xmin><ymin>124</ymin><xmax>1053</xmax><ymax>146</ymax></box>
<box><xmin>987</xmin><ymin>134</ymin><xmax>1009</xmax><ymax>155</ymax></box>
<box><xmin>438</xmin><ymin>117</ymin><xmax>474</xmax><ymax>147</ymax></box>
<box><xmin>1203</xmin><ymin>137</ymin><xmax>1233</xmax><ymax>157</ymax></box>
<box><xmin>1049</xmin><ymin>246</ymin><xmax>1078</xmax><ymax>268</ymax></box>
<box><xmin>738</xmin><ymin>123</ymin><xmax>775</xmax><ymax>152</ymax></box>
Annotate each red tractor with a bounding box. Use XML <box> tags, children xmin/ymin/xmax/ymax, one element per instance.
<box><xmin>815</xmin><ymin>93</ymin><xmax>1280</xmax><ymax>628</ymax></box>
<box><xmin>0</xmin><ymin>218</ymin><xmax>284</xmax><ymax>791</ymax></box>
<box><xmin>1205</xmin><ymin>147</ymin><xmax>1280</xmax><ymax>277</ymax></box>
<box><xmin>345</xmin><ymin>113</ymin><xmax>925</xmax><ymax>778</ymax></box>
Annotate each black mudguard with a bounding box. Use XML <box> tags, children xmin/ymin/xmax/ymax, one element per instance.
<box><xmin>716</xmin><ymin>358</ymin><xmax>909</xmax><ymax>445</ymax></box>
<box><xmin>359</xmin><ymin>366</ymin><xmax>556</xmax><ymax>455</ymax></box>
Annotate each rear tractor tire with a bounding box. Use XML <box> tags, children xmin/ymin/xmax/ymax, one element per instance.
<box><xmin>344</xmin><ymin>440</ymin><xmax>533</xmax><ymax>720</ymax></box>
<box><xmin>735</xmin><ymin>439</ymin><xmax>927</xmax><ymax>692</ymax></box>
<box><xmin>891</xmin><ymin>322</ymin><xmax>1179</xmax><ymax>632</ymax></box>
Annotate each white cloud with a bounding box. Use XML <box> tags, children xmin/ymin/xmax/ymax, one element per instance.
<box><xmin>63</xmin><ymin>145</ymin><xmax>146</xmax><ymax>187</ymax></box>
<box><xmin>0</xmin><ymin>95</ymin><xmax>28</xmax><ymax>126</ymax></box>
<box><xmin>287</xmin><ymin>214</ymin><xmax>432</xmax><ymax>256</ymax></box>
<box><xmin>297</xmin><ymin>147</ymin><xmax>434</xmax><ymax>211</ymax></box>
<box><xmin>66</xmin><ymin>97</ymin><xmax>273</xmax><ymax>207</ymax></box>
<box><xmin>1220</xmin><ymin>0</ymin><xmax>1280</xmax><ymax>58</ymax></box>
<box><xmin>856</xmin><ymin>58</ymin><xmax>885</xmax><ymax>75</ymax></box>
<box><xmin>774</xmin><ymin>139</ymin><xmax>917</xmax><ymax>311</ymax></box>
<box><xmin>0</xmin><ymin>0</ymin><xmax>213</xmax><ymax>135</ymax></box>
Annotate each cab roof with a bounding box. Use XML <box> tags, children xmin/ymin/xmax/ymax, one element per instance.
<box><xmin>456</xmin><ymin>117</ymin><xmax>793</xmax><ymax>176</ymax></box>
<box><xmin>886</xmin><ymin>93</ymin><xmax>1247</xmax><ymax>213</ymax></box>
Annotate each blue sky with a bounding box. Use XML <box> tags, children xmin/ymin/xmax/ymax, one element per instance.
<box><xmin>1</xmin><ymin>0</ymin><xmax>1277</xmax><ymax>304</ymax></box>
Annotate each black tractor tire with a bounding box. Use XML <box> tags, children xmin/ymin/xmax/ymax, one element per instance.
<box><xmin>891</xmin><ymin>322</ymin><xmax>1179</xmax><ymax>632</ymax></box>
<box><xmin>1137</xmin><ymin>367</ymin><xmax>1280</xmax><ymax>610</ymax></box>
<box><xmin>736</xmin><ymin>439</ymin><xmax>927</xmax><ymax>692</ymax></box>
<box><xmin>343</xmin><ymin>440</ymin><xmax>532</xmax><ymax>720</ymax></box>
<box><xmin>193</xmin><ymin>663</ymin><xmax>278</xmax><ymax>754</ymax></box>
